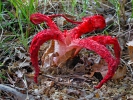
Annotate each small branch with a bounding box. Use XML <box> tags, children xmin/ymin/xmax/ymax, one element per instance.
<box><xmin>0</xmin><ymin>84</ymin><xmax>34</xmax><ymax>100</ymax></box>
<box><xmin>42</xmin><ymin>74</ymin><xmax>93</xmax><ymax>89</ymax></box>
<box><xmin>0</xmin><ymin>24</ymin><xmax>3</xmax><ymax>41</ymax></box>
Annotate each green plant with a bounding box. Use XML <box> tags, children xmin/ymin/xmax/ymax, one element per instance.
<box><xmin>0</xmin><ymin>73</ymin><xmax>7</xmax><ymax>80</ymax></box>
<box><xmin>109</xmin><ymin>0</ymin><xmax>120</xmax><ymax>25</ymax></box>
<box><xmin>94</xmin><ymin>0</ymin><xmax>100</xmax><ymax>7</ymax></box>
<box><xmin>9</xmin><ymin>0</ymin><xmax>37</xmax><ymax>22</ymax></box>
<box><xmin>0</xmin><ymin>63</ymin><xmax>7</xmax><ymax>80</ymax></box>
<box><xmin>131</xmin><ymin>0</ymin><xmax>133</xmax><ymax>18</ymax></box>
<box><xmin>61</xmin><ymin>0</ymin><xmax>88</xmax><ymax>18</ymax></box>
<box><xmin>80</xmin><ymin>0</ymin><xmax>88</xmax><ymax>16</ymax></box>
<box><xmin>5</xmin><ymin>0</ymin><xmax>38</xmax><ymax>48</ymax></box>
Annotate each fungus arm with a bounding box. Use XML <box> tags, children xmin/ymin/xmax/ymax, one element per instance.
<box><xmin>30</xmin><ymin>13</ymin><xmax>59</xmax><ymax>30</ymax></box>
<box><xmin>30</xmin><ymin>29</ymin><xmax>63</xmax><ymax>83</ymax></box>
<box><xmin>69</xmin><ymin>15</ymin><xmax>106</xmax><ymax>39</ymax></box>
<box><xmin>89</xmin><ymin>36</ymin><xmax>121</xmax><ymax>59</ymax></box>
<box><xmin>71</xmin><ymin>38</ymin><xmax>117</xmax><ymax>88</ymax></box>
<box><xmin>48</xmin><ymin>14</ymin><xmax>82</xmax><ymax>24</ymax></box>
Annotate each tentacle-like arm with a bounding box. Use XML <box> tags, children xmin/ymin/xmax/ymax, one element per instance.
<box><xmin>72</xmin><ymin>38</ymin><xmax>117</xmax><ymax>88</ymax></box>
<box><xmin>30</xmin><ymin>13</ymin><xmax>59</xmax><ymax>30</ymax></box>
<box><xmin>30</xmin><ymin>29</ymin><xmax>64</xmax><ymax>83</ymax></box>
<box><xmin>48</xmin><ymin>14</ymin><xmax>82</xmax><ymax>24</ymax></box>
<box><xmin>89</xmin><ymin>36</ymin><xmax>121</xmax><ymax>88</ymax></box>
<box><xmin>69</xmin><ymin>15</ymin><xmax>106</xmax><ymax>39</ymax></box>
<box><xmin>90</xmin><ymin>36</ymin><xmax>121</xmax><ymax>60</ymax></box>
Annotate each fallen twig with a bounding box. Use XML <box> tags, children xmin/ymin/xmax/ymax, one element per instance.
<box><xmin>0</xmin><ymin>84</ymin><xmax>34</xmax><ymax>100</ymax></box>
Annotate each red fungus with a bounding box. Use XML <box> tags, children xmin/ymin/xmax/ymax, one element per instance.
<box><xmin>29</xmin><ymin>13</ymin><xmax>121</xmax><ymax>88</ymax></box>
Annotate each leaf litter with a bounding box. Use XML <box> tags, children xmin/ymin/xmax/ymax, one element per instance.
<box><xmin>0</xmin><ymin>0</ymin><xmax>133</xmax><ymax>100</ymax></box>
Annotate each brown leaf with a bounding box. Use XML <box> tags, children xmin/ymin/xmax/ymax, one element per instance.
<box><xmin>112</xmin><ymin>65</ymin><xmax>127</xmax><ymax>80</ymax></box>
<box><xmin>90</xmin><ymin>59</ymin><xmax>127</xmax><ymax>80</ymax></box>
<box><xmin>90</xmin><ymin>59</ymin><xmax>108</xmax><ymax>77</ymax></box>
<box><xmin>95</xmin><ymin>92</ymin><xmax>100</xmax><ymax>98</ymax></box>
<box><xmin>55</xmin><ymin>17</ymin><xmax>66</xmax><ymax>27</ymax></box>
<box><xmin>44</xmin><ymin>81</ymin><xmax>55</xmax><ymax>87</ymax></box>
<box><xmin>15</xmin><ymin>70</ymin><xmax>24</xmax><ymax>78</ymax></box>
<box><xmin>41</xmin><ymin>40</ymin><xmax>80</xmax><ymax>68</ymax></box>
<box><xmin>15</xmin><ymin>47</ymin><xmax>30</xmax><ymax>61</ymax></box>
<box><xmin>127</xmin><ymin>40</ymin><xmax>133</xmax><ymax>64</ymax></box>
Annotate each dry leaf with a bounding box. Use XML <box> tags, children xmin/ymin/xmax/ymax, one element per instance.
<box><xmin>15</xmin><ymin>47</ymin><xmax>30</xmax><ymax>61</ymax></box>
<box><xmin>55</xmin><ymin>17</ymin><xmax>66</xmax><ymax>27</ymax></box>
<box><xmin>95</xmin><ymin>92</ymin><xmax>100</xmax><ymax>98</ymax></box>
<box><xmin>127</xmin><ymin>40</ymin><xmax>133</xmax><ymax>64</ymax></box>
<box><xmin>91</xmin><ymin>59</ymin><xmax>108</xmax><ymax>77</ymax></box>
<box><xmin>73</xmin><ymin>64</ymin><xmax>85</xmax><ymax>74</ymax></box>
<box><xmin>41</xmin><ymin>40</ymin><xmax>80</xmax><ymax>68</ymax></box>
<box><xmin>34</xmin><ymin>89</ymin><xmax>40</xmax><ymax>95</ymax></box>
<box><xmin>112</xmin><ymin>65</ymin><xmax>127</xmax><ymax>80</ymax></box>
<box><xmin>44</xmin><ymin>81</ymin><xmax>54</xmax><ymax>87</ymax></box>
<box><xmin>90</xmin><ymin>59</ymin><xmax>127</xmax><ymax>80</ymax></box>
<box><xmin>66</xmin><ymin>89</ymin><xmax>80</xmax><ymax>96</ymax></box>
<box><xmin>18</xmin><ymin>62</ymin><xmax>30</xmax><ymax>68</ymax></box>
<box><xmin>15</xmin><ymin>70</ymin><xmax>24</xmax><ymax>78</ymax></box>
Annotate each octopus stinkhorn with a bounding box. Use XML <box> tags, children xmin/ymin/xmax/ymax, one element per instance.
<box><xmin>29</xmin><ymin>13</ymin><xmax>121</xmax><ymax>89</ymax></box>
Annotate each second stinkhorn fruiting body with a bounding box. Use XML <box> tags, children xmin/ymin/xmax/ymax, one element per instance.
<box><xmin>29</xmin><ymin>13</ymin><xmax>121</xmax><ymax>89</ymax></box>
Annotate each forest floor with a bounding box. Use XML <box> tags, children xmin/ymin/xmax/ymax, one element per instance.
<box><xmin>0</xmin><ymin>0</ymin><xmax>133</xmax><ymax>100</ymax></box>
